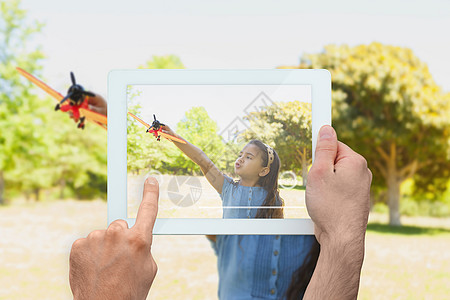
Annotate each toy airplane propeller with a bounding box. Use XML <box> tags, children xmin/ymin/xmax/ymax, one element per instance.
<box><xmin>16</xmin><ymin>67</ymin><xmax>107</xmax><ymax>130</ymax></box>
<box><xmin>128</xmin><ymin>112</ymin><xmax>186</xmax><ymax>144</ymax></box>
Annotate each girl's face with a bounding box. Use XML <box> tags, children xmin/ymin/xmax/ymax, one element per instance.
<box><xmin>235</xmin><ymin>144</ymin><xmax>269</xmax><ymax>180</ymax></box>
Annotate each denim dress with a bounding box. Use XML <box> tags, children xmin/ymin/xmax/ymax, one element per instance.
<box><xmin>210</xmin><ymin>177</ymin><xmax>315</xmax><ymax>299</ymax></box>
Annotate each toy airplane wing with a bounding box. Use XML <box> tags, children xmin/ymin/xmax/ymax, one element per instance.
<box><xmin>158</xmin><ymin>131</ymin><xmax>187</xmax><ymax>144</ymax></box>
<box><xmin>16</xmin><ymin>67</ymin><xmax>107</xmax><ymax>130</ymax></box>
<box><xmin>80</xmin><ymin>108</ymin><xmax>107</xmax><ymax>129</ymax></box>
<box><xmin>16</xmin><ymin>67</ymin><xmax>65</xmax><ymax>101</ymax></box>
<box><xmin>128</xmin><ymin>112</ymin><xmax>150</xmax><ymax>127</ymax></box>
<box><xmin>127</xmin><ymin>112</ymin><xmax>186</xmax><ymax>144</ymax></box>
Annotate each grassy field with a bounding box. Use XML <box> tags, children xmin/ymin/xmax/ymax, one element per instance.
<box><xmin>127</xmin><ymin>175</ymin><xmax>310</xmax><ymax>219</ymax></box>
<box><xmin>0</xmin><ymin>199</ymin><xmax>449</xmax><ymax>299</ymax></box>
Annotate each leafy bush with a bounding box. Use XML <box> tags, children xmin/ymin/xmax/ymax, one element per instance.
<box><xmin>400</xmin><ymin>198</ymin><xmax>420</xmax><ymax>216</ymax></box>
<box><xmin>372</xmin><ymin>202</ymin><xmax>389</xmax><ymax>214</ymax></box>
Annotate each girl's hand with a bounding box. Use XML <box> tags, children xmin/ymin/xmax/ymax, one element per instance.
<box><xmin>87</xmin><ymin>94</ymin><xmax>107</xmax><ymax>116</ymax></box>
<box><xmin>161</xmin><ymin>124</ymin><xmax>177</xmax><ymax>138</ymax></box>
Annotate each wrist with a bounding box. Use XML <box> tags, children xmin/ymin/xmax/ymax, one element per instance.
<box><xmin>320</xmin><ymin>232</ymin><xmax>366</xmax><ymax>272</ymax></box>
<box><xmin>304</xmin><ymin>232</ymin><xmax>365</xmax><ymax>299</ymax></box>
<box><xmin>317</xmin><ymin>217</ymin><xmax>368</xmax><ymax>249</ymax></box>
<box><xmin>319</xmin><ymin>230</ymin><xmax>365</xmax><ymax>248</ymax></box>
<box><xmin>73</xmin><ymin>291</ymin><xmax>133</xmax><ymax>300</ymax></box>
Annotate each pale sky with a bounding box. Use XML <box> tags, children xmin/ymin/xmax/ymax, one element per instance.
<box><xmin>20</xmin><ymin>0</ymin><xmax>450</xmax><ymax>97</ymax></box>
<box><xmin>129</xmin><ymin>84</ymin><xmax>311</xmax><ymax>132</ymax></box>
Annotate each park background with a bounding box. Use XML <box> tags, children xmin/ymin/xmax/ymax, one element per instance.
<box><xmin>1</xmin><ymin>0</ymin><xmax>450</xmax><ymax>299</ymax></box>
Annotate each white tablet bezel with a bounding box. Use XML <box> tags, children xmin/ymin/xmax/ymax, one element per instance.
<box><xmin>108</xmin><ymin>69</ymin><xmax>331</xmax><ymax>234</ymax></box>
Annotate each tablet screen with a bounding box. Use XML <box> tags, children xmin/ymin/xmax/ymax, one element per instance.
<box><xmin>126</xmin><ymin>84</ymin><xmax>312</xmax><ymax>220</ymax></box>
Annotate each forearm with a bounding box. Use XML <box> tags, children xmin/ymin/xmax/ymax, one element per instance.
<box><xmin>165</xmin><ymin>127</ymin><xmax>224</xmax><ymax>193</ymax></box>
<box><xmin>170</xmin><ymin>134</ymin><xmax>214</xmax><ymax>173</ymax></box>
<box><xmin>303</xmin><ymin>235</ymin><xmax>365</xmax><ymax>300</ymax></box>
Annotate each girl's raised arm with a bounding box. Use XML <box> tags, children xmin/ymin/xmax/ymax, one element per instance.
<box><xmin>161</xmin><ymin>125</ymin><xmax>225</xmax><ymax>194</ymax></box>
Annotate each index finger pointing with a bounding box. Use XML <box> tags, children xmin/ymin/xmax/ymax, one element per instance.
<box><xmin>134</xmin><ymin>177</ymin><xmax>159</xmax><ymax>240</ymax></box>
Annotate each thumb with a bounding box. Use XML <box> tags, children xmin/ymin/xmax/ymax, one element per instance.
<box><xmin>312</xmin><ymin>125</ymin><xmax>338</xmax><ymax>175</ymax></box>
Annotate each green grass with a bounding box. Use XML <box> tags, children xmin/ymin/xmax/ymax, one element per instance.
<box><xmin>279</xmin><ymin>184</ymin><xmax>306</xmax><ymax>191</ymax></box>
<box><xmin>1</xmin><ymin>200</ymin><xmax>449</xmax><ymax>299</ymax></box>
<box><xmin>360</xmin><ymin>214</ymin><xmax>450</xmax><ymax>299</ymax></box>
<box><xmin>367</xmin><ymin>223</ymin><xmax>450</xmax><ymax>236</ymax></box>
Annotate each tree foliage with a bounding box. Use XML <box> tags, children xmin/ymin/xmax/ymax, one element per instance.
<box><xmin>0</xmin><ymin>0</ymin><xmax>107</xmax><ymax>203</ymax></box>
<box><xmin>126</xmin><ymin>88</ymin><xmax>169</xmax><ymax>174</ymax></box>
<box><xmin>127</xmin><ymin>104</ymin><xmax>227</xmax><ymax>175</ymax></box>
<box><xmin>296</xmin><ymin>42</ymin><xmax>450</xmax><ymax>225</ymax></box>
<box><xmin>139</xmin><ymin>55</ymin><xmax>185</xmax><ymax>69</ymax></box>
<box><xmin>171</xmin><ymin>107</ymin><xmax>226</xmax><ymax>175</ymax></box>
<box><xmin>127</xmin><ymin>55</ymin><xmax>187</xmax><ymax>174</ymax></box>
<box><xmin>0</xmin><ymin>0</ymin><xmax>46</xmax><ymax>203</ymax></box>
<box><xmin>241</xmin><ymin>101</ymin><xmax>312</xmax><ymax>185</ymax></box>
<box><xmin>48</xmin><ymin>115</ymin><xmax>107</xmax><ymax>200</ymax></box>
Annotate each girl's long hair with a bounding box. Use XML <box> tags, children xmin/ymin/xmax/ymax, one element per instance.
<box><xmin>248</xmin><ymin>140</ymin><xmax>284</xmax><ymax>219</ymax></box>
<box><xmin>249</xmin><ymin>140</ymin><xmax>320</xmax><ymax>298</ymax></box>
<box><xmin>286</xmin><ymin>238</ymin><xmax>320</xmax><ymax>299</ymax></box>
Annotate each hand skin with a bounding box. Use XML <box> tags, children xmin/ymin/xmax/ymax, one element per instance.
<box><xmin>87</xmin><ymin>94</ymin><xmax>107</xmax><ymax>116</ymax></box>
<box><xmin>304</xmin><ymin>125</ymin><xmax>372</xmax><ymax>300</ymax></box>
<box><xmin>69</xmin><ymin>178</ymin><xmax>159</xmax><ymax>300</ymax></box>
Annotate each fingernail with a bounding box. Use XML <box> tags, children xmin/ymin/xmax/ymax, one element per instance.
<box><xmin>145</xmin><ymin>177</ymin><xmax>157</xmax><ymax>185</ymax></box>
<box><xmin>319</xmin><ymin>126</ymin><xmax>334</xmax><ymax>140</ymax></box>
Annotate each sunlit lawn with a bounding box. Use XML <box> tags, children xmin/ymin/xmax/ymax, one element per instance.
<box><xmin>360</xmin><ymin>214</ymin><xmax>450</xmax><ymax>300</ymax></box>
<box><xmin>0</xmin><ymin>199</ymin><xmax>449</xmax><ymax>299</ymax></box>
<box><xmin>127</xmin><ymin>175</ymin><xmax>310</xmax><ymax>219</ymax></box>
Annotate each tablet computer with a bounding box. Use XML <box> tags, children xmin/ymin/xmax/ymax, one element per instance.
<box><xmin>108</xmin><ymin>69</ymin><xmax>331</xmax><ymax>234</ymax></box>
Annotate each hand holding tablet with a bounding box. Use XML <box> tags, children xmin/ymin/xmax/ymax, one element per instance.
<box><xmin>304</xmin><ymin>125</ymin><xmax>371</xmax><ymax>299</ymax></box>
<box><xmin>306</xmin><ymin>126</ymin><xmax>372</xmax><ymax>245</ymax></box>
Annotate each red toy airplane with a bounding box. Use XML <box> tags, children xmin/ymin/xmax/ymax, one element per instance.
<box><xmin>16</xmin><ymin>67</ymin><xmax>107</xmax><ymax>130</ymax></box>
<box><xmin>128</xmin><ymin>112</ymin><xmax>186</xmax><ymax>144</ymax></box>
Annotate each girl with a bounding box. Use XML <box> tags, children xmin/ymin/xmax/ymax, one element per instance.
<box><xmin>162</xmin><ymin>125</ymin><xmax>319</xmax><ymax>299</ymax></box>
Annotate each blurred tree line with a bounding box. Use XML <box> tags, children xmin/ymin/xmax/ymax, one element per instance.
<box><xmin>0</xmin><ymin>0</ymin><xmax>106</xmax><ymax>203</ymax></box>
<box><xmin>281</xmin><ymin>43</ymin><xmax>450</xmax><ymax>225</ymax></box>
<box><xmin>130</xmin><ymin>44</ymin><xmax>450</xmax><ymax>226</ymax></box>
<box><xmin>242</xmin><ymin>101</ymin><xmax>312</xmax><ymax>186</ymax></box>
<box><xmin>127</xmin><ymin>97</ymin><xmax>235</xmax><ymax>176</ymax></box>
<box><xmin>2</xmin><ymin>1</ymin><xmax>450</xmax><ymax>226</ymax></box>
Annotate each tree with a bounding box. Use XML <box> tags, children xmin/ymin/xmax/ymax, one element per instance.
<box><xmin>168</xmin><ymin>107</ymin><xmax>225</xmax><ymax>175</ymax></box>
<box><xmin>296</xmin><ymin>42</ymin><xmax>450</xmax><ymax>225</ymax></box>
<box><xmin>139</xmin><ymin>55</ymin><xmax>185</xmax><ymax>69</ymax></box>
<box><xmin>4</xmin><ymin>106</ymin><xmax>57</xmax><ymax>201</ymax></box>
<box><xmin>241</xmin><ymin>101</ymin><xmax>312</xmax><ymax>186</ymax></box>
<box><xmin>0</xmin><ymin>0</ymin><xmax>46</xmax><ymax>203</ymax></box>
<box><xmin>0</xmin><ymin>1</ymin><xmax>108</xmax><ymax>202</ymax></box>
<box><xmin>48</xmin><ymin>113</ymin><xmax>107</xmax><ymax>200</ymax></box>
<box><xmin>126</xmin><ymin>88</ymin><xmax>169</xmax><ymax>174</ymax></box>
<box><xmin>2</xmin><ymin>77</ymin><xmax>108</xmax><ymax>201</ymax></box>
<box><xmin>127</xmin><ymin>55</ymin><xmax>186</xmax><ymax>174</ymax></box>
